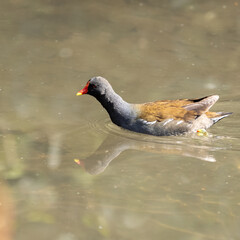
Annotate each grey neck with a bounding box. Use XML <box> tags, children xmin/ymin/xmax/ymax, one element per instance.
<box><xmin>95</xmin><ymin>89</ymin><xmax>135</xmax><ymax>126</ymax></box>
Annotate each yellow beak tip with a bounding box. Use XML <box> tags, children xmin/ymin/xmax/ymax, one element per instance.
<box><xmin>76</xmin><ymin>92</ymin><xmax>82</xmax><ymax>96</ymax></box>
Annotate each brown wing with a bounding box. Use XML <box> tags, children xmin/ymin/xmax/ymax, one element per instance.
<box><xmin>136</xmin><ymin>95</ymin><xmax>219</xmax><ymax>123</ymax></box>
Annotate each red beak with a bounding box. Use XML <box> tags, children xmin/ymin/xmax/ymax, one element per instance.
<box><xmin>76</xmin><ymin>81</ymin><xmax>90</xmax><ymax>96</ymax></box>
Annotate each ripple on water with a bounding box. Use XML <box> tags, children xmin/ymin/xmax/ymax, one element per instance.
<box><xmin>83</xmin><ymin>116</ymin><xmax>235</xmax><ymax>158</ymax></box>
<box><xmin>80</xmin><ymin>118</ymin><xmax>221</xmax><ymax>163</ymax></box>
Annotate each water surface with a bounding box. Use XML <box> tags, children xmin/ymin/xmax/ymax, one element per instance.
<box><xmin>0</xmin><ymin>1</ymin><xmax>239</xmax><ymax>240</ymax></box>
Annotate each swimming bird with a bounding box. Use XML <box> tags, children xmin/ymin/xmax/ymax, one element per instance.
<box><xmin>76</xmin><ymin>76</ymin><xmax>231</xmax><ymax>136</ymax></box>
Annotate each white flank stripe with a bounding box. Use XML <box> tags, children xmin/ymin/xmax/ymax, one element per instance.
<box><xmin>163</xmin><ymin>119</ymin><xmax>173</xmax><ymax>126</ymax></box>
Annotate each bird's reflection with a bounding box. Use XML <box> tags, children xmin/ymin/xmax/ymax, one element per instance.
<box><xmin>76</xmin><ymin>134</ymin><xmax>216</xmax><ymax>175</ymax></box>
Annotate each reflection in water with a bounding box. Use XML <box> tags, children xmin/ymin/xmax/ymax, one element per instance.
<box><xmin>78</xmin><ymin>134</ymin><xmax>216</xmax><ymax>175</ymax></box>
<box><xmin>0</xmin><ymin>182</ymin><xmax>14</xmax><ymax>240</ymax></box>
<box><xmin>47</xmin><ymin>133</ymin><xmax>62</xmax><ymax>170</ymax></box>
<box><xmin>0</xmin><ymin>126</ymin><xmax>239</xmax><ymax>240</ymax></box>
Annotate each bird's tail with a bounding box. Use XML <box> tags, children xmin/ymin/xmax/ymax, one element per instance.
<box><xmin>211</xmin><ymin>112</ymin><xmax>233</xmax><ymax>124</ymax></box>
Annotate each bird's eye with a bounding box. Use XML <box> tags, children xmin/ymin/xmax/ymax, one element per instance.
<box><xmin>92</xmin><ymin>84</ymin><xmax>97</xmax><ymax>88</ymax></box>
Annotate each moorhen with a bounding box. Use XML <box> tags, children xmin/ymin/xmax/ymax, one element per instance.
<box><xmin>76</xmin><ymin>76</ymin><xmax>232</xmax><ymax>136</ymax></box>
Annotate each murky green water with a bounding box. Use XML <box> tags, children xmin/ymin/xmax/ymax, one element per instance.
<box><xmin>0</xmin><ymin>0</ymin><xmax>239</xmax><ymax>239</ymax></box>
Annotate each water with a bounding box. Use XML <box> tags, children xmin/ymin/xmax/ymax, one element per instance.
<box><xmin>0</xmin><ymin>1</ymin><xmax>240</xmax><ymax>239</ymax></box>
